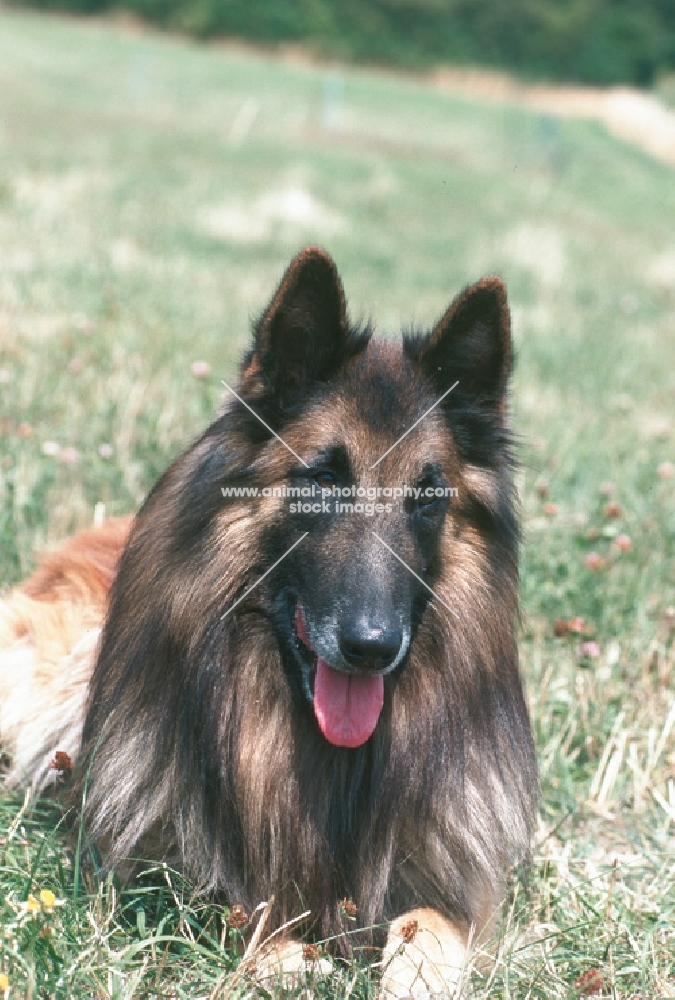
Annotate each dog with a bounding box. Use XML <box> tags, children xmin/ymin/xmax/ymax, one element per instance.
<box><xmin>0</xmin><ymin>246</ymin><xmax>537</xmax><ymax>996</ymax></box>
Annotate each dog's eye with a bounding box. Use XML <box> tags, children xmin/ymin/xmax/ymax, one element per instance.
<box><xmin>415</xmin><ymin>476</ymin><xmax>447</xmax><ymax>512</ymax></box>
<box><xmin>418</xmin><ymin>489</ymin><xmax>439</xmax><ymax>507</ymax></box>
<box><xmin>312</xmin><ymin>470</ymin><xmax>336</xmax><ymax>488</ymax></box>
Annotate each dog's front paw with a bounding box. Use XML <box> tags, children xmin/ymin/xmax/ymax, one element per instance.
<box><xmin>252</xmin><ymin>938</ymin><xmax>333</xmax><ymax>989</ymax></box>
<box><xmin>379</xmin><ymin>908</ymin><xmax>468</xmax><ymax>999</ymax></box>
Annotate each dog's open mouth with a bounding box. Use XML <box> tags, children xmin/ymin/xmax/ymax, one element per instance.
<box><xmin>293</xmin><ymin>604</ymin><xmax>384</xmax><ymax>749</ymax></box>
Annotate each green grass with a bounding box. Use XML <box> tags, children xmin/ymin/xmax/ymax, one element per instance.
<box><xmin>1</xmin><ymin>9</ymin><xmax>674</xmax><ymax>998</ymax></box>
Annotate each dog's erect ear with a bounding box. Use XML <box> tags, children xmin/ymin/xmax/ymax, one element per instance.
<box><xmin>405</xmin><ymin>278</ymin><xmax>512</xmax><ymax>464</ymax></box>
<box><xmin>242</xmin><ymin>246</ymin><xmax>352</xmax><ymax>405</ymax></box>
<box><xmin>411</xmin><ymin>277</ymin><xmax>511</xmax><ymax>405</ymax></box>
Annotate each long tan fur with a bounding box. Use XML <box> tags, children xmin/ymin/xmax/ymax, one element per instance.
<box><xmin>0</xmin><ymin>517</ymin><xmax>131</xmax><ymax>790</ymax></box>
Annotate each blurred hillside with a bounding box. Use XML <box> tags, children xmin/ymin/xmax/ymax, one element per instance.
<box><xmin>8</xmin><ymin>0</ymin><xmax>675</xmax><ymax>87</ymax></box>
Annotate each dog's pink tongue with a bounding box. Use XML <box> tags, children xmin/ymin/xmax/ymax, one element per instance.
<box><xmin>314</xmin><ymin>658</ymin><xmax>384</xmax><ymax>748</ymax></box>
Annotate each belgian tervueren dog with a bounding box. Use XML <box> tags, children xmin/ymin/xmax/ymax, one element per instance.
<box><xmin>0</xmin><ymin>246</ymin><xmax>537</xmax><ymax>996</ymax></box>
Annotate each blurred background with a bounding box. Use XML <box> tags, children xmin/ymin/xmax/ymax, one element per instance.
<box><xmin>6</xmin><ymin>0</ymin><xmax>675</xmax><ymax>87</ymax></box>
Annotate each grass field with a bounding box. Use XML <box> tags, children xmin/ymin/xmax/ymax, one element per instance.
<box><xmin>0</xmin><ymin>9</ymin><xmax>674</xmax><ymax>998</ymax></box>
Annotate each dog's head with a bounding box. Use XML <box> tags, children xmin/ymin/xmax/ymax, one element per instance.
<box><xmin>223</xmin><ymin>247</ymin><xmax>517</xmax><ymax>748</ymax></box>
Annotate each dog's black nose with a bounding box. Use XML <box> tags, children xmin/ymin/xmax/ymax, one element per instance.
<box><xmin>340</xmin><ymin>621</ymin><xmax>403</xmax><ymax>670</ymax></box>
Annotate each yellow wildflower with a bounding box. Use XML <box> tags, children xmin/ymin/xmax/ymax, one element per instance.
<box><xmin>25</xmin><ymin>895</ymin><xmax>40</xmax><ymax>914</ymax></box>
<box><xmin>39</xmin><ymin>889</ymin><xmax>57</xmax><ymax>911</ymax></box>
<box><xmin>0</xmin><ymin>972</ymin><xmax>9</xmax><ymax>991</ymax></box>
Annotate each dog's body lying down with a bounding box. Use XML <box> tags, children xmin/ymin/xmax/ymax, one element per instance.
<box><xmin>0</xmin><ymin>247</ymin><xmax>537</xmax><ymax>997</ymax></box>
